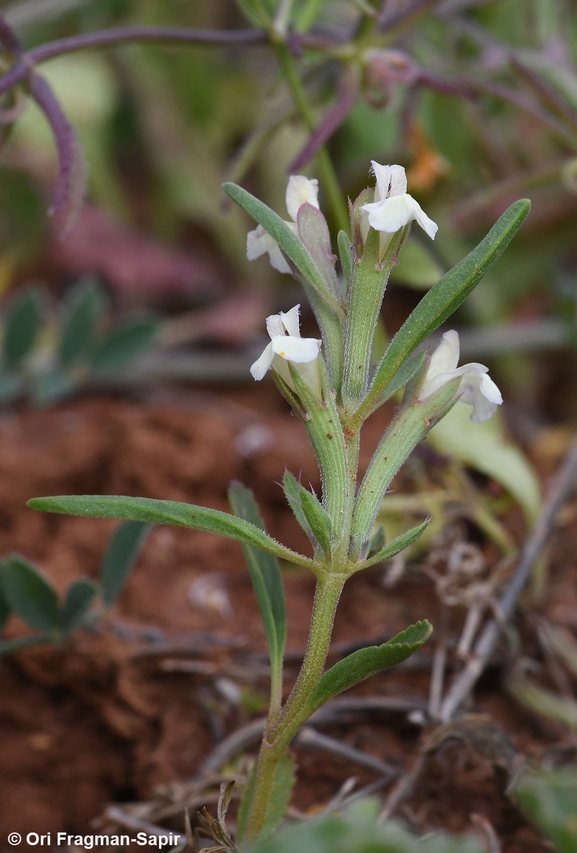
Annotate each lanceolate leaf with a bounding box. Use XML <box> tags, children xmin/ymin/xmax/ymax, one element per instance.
<box><xmin>100</xmin><ymin>520</ymin><xmax>152</xmax><ymax>606</ymax></box>
<box><xmin>303</xmin><ymin>621</ymin><xmax>432</xmax><ymax>718</ymax></box>
<box><xmin>228</xmin><ymin>482</ymin><xmax>287</xmax><ymax>687</ymax></box>
<box><xmin>282</xmin><ymin>470</ymin><xmax>316</xmax><ymax>545</ymax></box>
<box><xmin>27</xmin><ymin>495</ymin><xmax>315</xmax><ymax>569</ymax></box>
<box><xmin>223</xmin><ymin>182</ymin><xmax>344</xmax><ymax>318</ymax></box>
<box><xmin>299</xmin><ymin>488</ymin><xmax>333</xmax><ymax>558</ymax></box>
<box><xmin>359</xmin><ymin>199</ymin><xmax>531</xmax><ymax>420</ymax></box>
<box><xmin>59</xmin><ymin>279</ymin><xmax>105</xmax><ymax>366</ymax></box>
<box><xmin>59</xmin><ymin>578</ymin><xmax>99</xmax><ymax>637</ymax></box>
<box><xmin>1</xmin><ymin>555</ymin><xmax>60</xmax><ymax>632</ymax></box>
<box><xmin>237</xmin><ymin>753</ymin><xmax>296</xmax><ymax>844</ymax></box>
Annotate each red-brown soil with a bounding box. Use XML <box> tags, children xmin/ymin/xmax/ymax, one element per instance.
<box><xmin>0</xmin><ymin>386</ymin><xmax>573</xmax><ymax>850</ymax></box>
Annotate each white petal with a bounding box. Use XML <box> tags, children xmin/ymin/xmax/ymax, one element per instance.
<box><xmin>247</xmin><ymin>225</ymin><xmax>275</xmax><ymax>260</ymax></box>
<box><xmin>286</xmin><ymin>175</ymin><xmax>319</xmax><ymax>222</ymax></box>
<box><xmin>429</xmin><ymin>330</ymin><xmax>460</xmax><ymax>376</ymax></box>
<box><xmin>266</xmin><ymin>313</ymin><xmax>285</xmax><ymax>339</ymax></box>
<box><xmin>271</xmin><ymin>335</ymin><xmax>321</xmax><ymax>363</ymax></box>
<box><xmin>250</xmin><ymin>342</ymin><xmax>275</xmax><ymax>380</ymax></box>
<box><xmin>370</xmin><ymin>161</ymin><xmax>392</xmax><ymax>203</ymax></box>
<box><xmin>280</xmin><ymin>304</ymin><xmax>301</xmax><ymax>338</ymax></box>
<box><xmin>268</xmin><ymin>244</ymin><xmax>292</xmax><ymax>274</ymax></box>
<box><xmin>459</xmin><ymin>371</ymin><xmax>502</xmax><ymax>422</ymax></box>
<box><xmin>411</xmin><ymin>200</ymin><xmax>438</xmax><ymax>240</ymax></box>
<box><xmin>389</xmin><ymin>164</ymin><xmax>407</xmax><ymax>197</ymax></box>
<box><xmin>362</xmin><ymin>195</ymin><xmax>416</xmax><ymax>233</ymax></box>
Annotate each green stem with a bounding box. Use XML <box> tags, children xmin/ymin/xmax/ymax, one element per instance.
<box><xmin>275</xmin><ymin>43</ymin><xmax>349</xmax><ymax>234</ymax></box>
<box><xmin>244</xmin><ymin>571</ymin><xmax>346</xmax><ymax>842</ymax></box>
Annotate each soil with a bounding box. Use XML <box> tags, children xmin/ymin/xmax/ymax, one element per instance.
<box><xmin>0</xmin><ymin>384</ymin><xmax>574</xmax><ymax>851</ymax></box>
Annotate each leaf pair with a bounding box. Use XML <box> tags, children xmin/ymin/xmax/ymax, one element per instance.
<box><xmin>0</xmin><ymin>281</ymin><xmax>159</xmax><ymax>406</ymax></box>
<box><xmin>0</xmin><ymin>520</ymin><xmax>151</xmax><ymax>654</ymax></box>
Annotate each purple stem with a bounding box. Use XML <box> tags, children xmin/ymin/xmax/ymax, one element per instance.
<box><xmin>0</xmin><ymin>15</ymin><xmax>23</xmax><ymax>56</ymax></box>
<box><xmin>289</xmin><ymin>71</ymin><xmax>359</xmax><ymax>172</ymax></box>
<box><xmin>28</xmin><ymin>72</ymin><xmax>81</xmax><ymax>213</ymax></box>
<box><xmin>0</xmin><ymin>24</ymin><xmax>266</xmax><ymax>98</ymax></box>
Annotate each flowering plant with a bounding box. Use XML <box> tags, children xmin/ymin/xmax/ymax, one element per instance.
<box><xmin>28</xmin><ymin>163</ymin><xmax>529</xmax><ymax>848</ymax></box>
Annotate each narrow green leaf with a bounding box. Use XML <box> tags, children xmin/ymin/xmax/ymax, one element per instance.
<box><xmin>27</xmin><ymin>494</ymin><xmax>315</xmax><ymax>569</ymax></box>
<box><xmin>299</xmin><ymin>488</ymin><xmax>333</xmax><ymax>557</ymax></box>
<box><xmin>223</xmin><ymin>182</ymin><xmax>344</xmax><ymax>317</ymax></box>
<box><xmin>59</xmin><ymin>279</ymin><xmax>105</xmax><ymax>366</ymax></box>
<box><xmin>59</xmin><ymin>578</ymin><xmax>99</xmax><ymax>637</ymax></box>
<box><xmin>90</xmin><ymin>317</ymin><xmax>158</xmax><ymax>373</ymax></box>
<box><xmin>514</xmin><ymin>768</ymin><xmax>577</xmax><ymax>853</ymax></box>
<box><xmin>1</xmin><ymin>554</ymin><xmax>60</xmax><ymax>632</ymax></box>
<box><xmin>100</xmin><ymin>520</ymin><xmax>152</xmax><ymax>606</ymax></box>
<box><xmin>357</xmin><ymin>520</ymin><xmax>430</xmax><ymax>570</ymax></box>
<box><xmin>304</xmin><ymin>621</ymin><xmax>432</xmax><ymax>717</ymax></box>
<box><xmin>282</xmin><ymin>470</ymin><xmax>315</xmax><ymax>544</ymax></box>
<box><xmin>228</xmin><ymin>482</ymin><xmax>286</xmax><ymax>680</ymax></box>
<box><xmin>378</xmin><ymin>351</ymin><xmax>426</xmax><ymax>405</ymax></box>
<box><xmin>359</xmin><ymin>200</ymin><xmax>531</xmax><ymax>420</ymax></box>
<box><xmin>237</xmin><ymin>753</ymin><xmax>296</xmax><ymax>844</ymax></box>
<box><xmin>3</xmin><ymin>287</ymin><xmax>44</xmax><ymax>369</ymax></box>
<box><xmin>337</xmin><ymin>229</ymin><xmax>353</xmax><ymax>282</ymax></box>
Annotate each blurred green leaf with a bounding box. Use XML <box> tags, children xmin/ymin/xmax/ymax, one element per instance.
<box><xmin>303</xmin><ymin>621</ymin><xmax>432</xmax><ymax>717</ymax></box>
<box><xmin>0</xmin><ymin>372</ymin><xmax>23</xmax><ymax>404</ymax></box>
<box><xmin>27</xmin><ymin>494</ymin><xmax>314</xmax><ymax>569</ymax></box>
<box><xmin>3</xmin><ymin>287</ymin><xmax>44</xmax><ymax>369</ymax></box>
<box><xmin>228</xmin><ymin>482</ymin><xmax>287</xmax><ymax>692</ymax></box>
<box><xmin>100</xmin><ymin>520</ymin><xmax>152</xmax><ymax>607</ymax></box>
<box><xmin>59</xmin><ymin>280</ymin><xmax>105</xmax><ymax>367</ymax></box>
<box><xmin>0</xmin><ymin>566</ymin><xmax>12</xmax><ymax>632</ymax></box>
<box><xmin>244</xmin><ymin>797</ymin><xmax>484</xmax><ymax>853</ymax></box>
<box><xmin>90</xmin><ymin>317</ymin><xmax>158</xmax><ymax>373</ymax></box>
<box><xmin>514</xmin><ymin>768</ymin><xmax>577</xmax><ymax>853</ymax></box>
<box><xmin>59</xmin><ymin>578</ymin><xmax>99</xmax><ymax>637</ymax></box>
<box><xmin>1</xmin><ymin>554</ymin><xmax>59</xmax><ymax>632</ymax></box>
<box><xmin>0</xmin><ymin>633</ymin><xmax>52</xmax><ymax>656</ymax></box>
<box><xmin>428</xmin><ymin>405</ymin><xmax>541</xmax><ymax>526</ymax></box>
<box><xmin>510</xmin><ymin>676</ymin><xmax>577</xmax><ymax>730</ymax></box>
<box><xmin>30</xmin><ymin>369</ymin><xmax>77</xmax><ymax>408</ymax></box>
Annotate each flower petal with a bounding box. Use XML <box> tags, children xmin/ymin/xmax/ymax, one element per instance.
<box><xmin>250</xmin><ymin>342</ymin><xmax>275</xmax><ymax>380</ymax></box>
<box><xmin>246</xmin><ymin>225</ymin><xmax>275</xmax><ymax>260</ymax></box>
<box><xmin>266</xmin><ymin>313</ymin><xmax>286</xmax><ymax>339</ymax></box>
<box><xmin>411</xmin><ymin>200</ymin><xmax>438</xmax><ymax>240</ymax></box>
<box><xmin>389</xmin><ymin>164</ymin><xmax>407</xmax><ymax>197</ymax></box>
<box><xmin>286</xmin><ymin>175</ymin><xmax>319</xmax><ymax>222</ymax></box>
<box><xmin>361</xmin><ymin>194</ymin><xmax>416</xmax><ymax>233</ymax></box>
<box><xmin>280</xmin><ymin>304</ymin><xmax>301</xmax><ymax>338</ymax></box>
<box><xmin>271</xmin><ymin>335</ymin><xmax>321</xmax><ymax>363</ymax></box>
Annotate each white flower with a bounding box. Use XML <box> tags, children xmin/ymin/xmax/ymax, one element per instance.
<box><xmin>250</xmin><ymin>304</ymin><xmax>322</xmax><ymax>395</ymax></box>
<box><xmin>246</xmin><ymin>176</ymin><xmax>320</xmax><ymax>274</ymax></box>
<box><xmin>418</xmin><ymin>330</ymin><xmax>502</xmax><ymax>423</ymax></box>
<box><xmin>360</xmin><ymin>162</ymin><xmax>437</xmax><ymax>257</ymax></box>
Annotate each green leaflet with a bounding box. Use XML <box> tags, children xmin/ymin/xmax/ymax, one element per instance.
<box><xmin>514</xmin><ymin>768</ymin><xmax>577</xmax><ymax>853</ymax></box>
<box><xmin>223</xmin><ymin>182</ymin><xmax>344</xmax><ymax>318</ymax></box>
<box><xmin>59</xmin><ymin>579</ymin><xmax>99</xmax><ymax>638</ymax></box>
<box><xmin>100</xmin><ymin>520</ymin><xmax>152</xmax><ymax>606</ymax></box>
<box><xmin>302</xmin><ymin>621</ymin><xmax>432</xmax><ymax>718</ymax></box>
<box><xmin>356</xmin><ymin>199</ymin><xmax>531</xmax><ymax>422</ymax></box>
<box><xmin>1</xmin><ymin>554</ymin><xmax>60</xmax><ymax>632</ymax></box>
<box><xmin>27</xmin><ymin>494</ymin><xmax>315</xmax><ymax>570</ymax></box>
<box><xmin>228</xmin><ymin>482</ymin><xmax>287</xmax><ymax>699</ymax></box>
